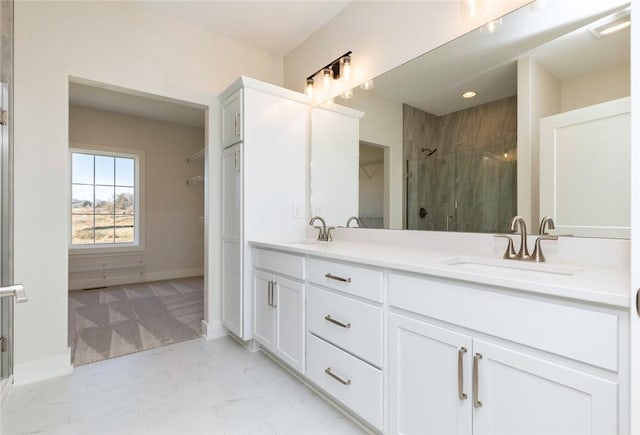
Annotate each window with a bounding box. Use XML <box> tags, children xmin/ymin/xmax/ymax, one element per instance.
<box><xmin>70</xmin><ymin>150</ymin><xmax>139</xmax><ymax>247</ymax></box>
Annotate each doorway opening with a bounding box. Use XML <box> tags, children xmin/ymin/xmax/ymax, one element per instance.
<box><xmin>359</xmin><ymin>141</ymin><xmax>386</xmax><ymax>229</ymax></box>
<box><xmin>67</xmin><ymin>79</ymin><xmax>208</xmax><ymax>366</ymax></box>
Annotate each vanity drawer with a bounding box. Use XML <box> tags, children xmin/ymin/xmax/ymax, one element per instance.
<box><xmin>389</xmin><ymin>272</ymin><xmax>619</xmax><ymax>371</ymax></box>
<box><xmin>306</xmin><ymin>333</ymin><xmax>383</xmax><ymax>430</ymax></box>
<box><xmin>253</xmin><ymin>248</ymin><xmax>305</xmax><ymax>280</ymax></box>
<box><xmin>307</xmin><ymin>285</ymin><xmax>383</xmax><ymax>367</ymax></box>
<box><xmin>307</xmin><ymin>257</ymin><xmax>383</xmax><ymax>302</ymax></box>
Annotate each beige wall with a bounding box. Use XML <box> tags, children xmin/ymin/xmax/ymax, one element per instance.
<box><xmin>68</xmin><ymin>106</ymin><xmax>205</xmax><ymax>289</ymax></box>
<box><xmin>561</xmin><ymin>64</ymin><xmax>631</xmax><ymax>112</ymax></box>
<box><xmin>14</xmin><ymin>1</ymin><xmax>282</xmax><ymax>384</ymax></box>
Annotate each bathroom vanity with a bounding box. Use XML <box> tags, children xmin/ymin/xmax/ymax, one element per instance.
<box><xmin>249</xmin><ymin>233</ymin><xmax>629</xmax><ymax>434</ymax></box>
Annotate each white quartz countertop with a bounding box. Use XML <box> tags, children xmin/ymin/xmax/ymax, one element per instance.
<box><xmin>249</xmin><ymin>240</ymin><xmax>630</xmax><ymax>308</ymax></box>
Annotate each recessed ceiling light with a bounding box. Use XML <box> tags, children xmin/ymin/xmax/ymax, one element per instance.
<box><xmin>462</xmin><ymin>91</ymin><xmax>477</xmax><ymax>99</ymax></box>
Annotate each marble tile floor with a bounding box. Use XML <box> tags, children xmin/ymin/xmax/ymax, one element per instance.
<box><xmin>2</xmin><ymin>336</ymin><xmax>367</xmax><ymax>435</ymax></box>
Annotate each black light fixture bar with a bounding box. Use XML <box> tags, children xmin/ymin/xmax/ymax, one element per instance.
<box><xmin>306</xmin><ymin>51</ymin><xmax>352</xmax><ymax>81</ymax></box>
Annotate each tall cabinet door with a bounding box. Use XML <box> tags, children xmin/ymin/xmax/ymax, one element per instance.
<box><xmin>388</xmin><ymin>313</ymin><xmax>473</xmax><ymax>435</ymax></box>
<box><xmin>222</xmin><ymin>144</ymin><xmax>242</xmax><ymax>336</ymax></box>
<box><xmin>274</xmin><ymin>276</ymin><xmax>304</xmax><ymax>373</ymax></box>
<box><xmin>472</xmin><ymin>339</ymin><xmax>618</xmax><ymax>435</ymax></box>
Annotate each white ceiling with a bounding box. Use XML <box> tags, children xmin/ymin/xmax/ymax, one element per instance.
<box><xmin>135</xmin><ymin>1</ymin><xmax>352</xmax><ymax>56</ymax></box>
<box><xmin>69</xmin><ymin>82</ymin><xmax>207</xmax><ymax>128</ymax></box>
<box><xmin>369</xmin><ymin>2</ymin><xmax>630</xmax><ymax>116</ymax></box>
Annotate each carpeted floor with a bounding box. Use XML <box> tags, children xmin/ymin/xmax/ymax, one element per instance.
<box><xmin>68</xmin><ymin>276</ymin><xmax>204</xmax><ymax>366</ymax></box>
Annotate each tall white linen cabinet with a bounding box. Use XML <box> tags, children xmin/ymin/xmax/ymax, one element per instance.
<box><xmin>220</xmin><ymin>77</ymin><xmax>308</xmax><ymax>340</ymax></box>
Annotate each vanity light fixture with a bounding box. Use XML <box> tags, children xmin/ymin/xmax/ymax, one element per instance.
<box><xmin>462</xmin><ymin>91</ymin><xmax>477</xmax><ymax>99</ymax></box>
<box><xmin>305</xmin><ymin>51</ymin><xmax>353</xmax><ymax>98</ymax></box>
<box><xmin>360</xmin><ymin>80</ymin><xmax>374</xmax><ymax>90</ymax></box>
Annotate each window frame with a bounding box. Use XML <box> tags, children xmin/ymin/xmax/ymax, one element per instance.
<box><xmin>68</xmin><ymin>144</ymin><xmax>145</xmax><ymax>254</ymax></box>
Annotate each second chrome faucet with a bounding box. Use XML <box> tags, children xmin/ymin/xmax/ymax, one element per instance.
<box><xmin>495</xmin><ymin>216</ymin><xmax>557</xmax><ymax>262</ymax></box>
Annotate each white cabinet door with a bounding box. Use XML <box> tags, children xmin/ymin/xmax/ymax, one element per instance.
<box><xmin>472</xmin><ymin>339</ymin><xmax>618</xmax><ymax>435</ymax></box>
<box><xmin>389</xmin><ymin>313</ymin><xmax>473</xmax><ymax>435</ymax></box>
<box><xmin>222</xmin><ymin>144</ymin><xmax>242</xmax><ymax>336</ymax></box>
<box><xmin>253</xmin><ymin>270</ymin><xmax>275</xmax><ymax>349</ymax></box>
<box><xmin>222</xmin><ymin>89</ymin><xmax>242</xmax><ymax>148</ymax></box>
<box><xmin>274</xmin><ymin>276</ymin><xmax>304</xmax><ymax>373</ymax></box>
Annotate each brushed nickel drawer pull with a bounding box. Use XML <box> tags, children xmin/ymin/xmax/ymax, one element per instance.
<box><xmin>267</xmin><ymin>281</ymin><xmax>273</xmax><ymax>307</ymax></box>
<box><xmin>234</xmin><ymin>112</ymin><xmax>240</xmax><ymax>136</ymax></box>
<box><xmin>473</xmin><ymin>353</ymin><xmax>483</xmax><ymax>408</ymax></box>
<box><xmin>324</xmin><ymin>315</ymin><xmax>351</xmax><ymax>329</ymax></box>
<box><xmin>458</xmin><ymin>347</ymin><xmax>467</xmax><ymax>400</ymax></box>
<box><xmin>324</xmin><ymin>273</ymin><xmax>351</xmax><ymax>283</ymax></box>
<box><xmin>324</xmin><ymin>367</ymin><xmax>351</xmax><ymax>385</ymax></box>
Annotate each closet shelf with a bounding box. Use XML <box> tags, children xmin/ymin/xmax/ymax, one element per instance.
<box><xmin>186</xmin><ymin>175</ymin><xmax>204</xmax><ymax>185</ymax></box>
<box><xmin>187</xmin><ymin>148</ymin><xmax>205</xmax><ymax>163</ymax></box>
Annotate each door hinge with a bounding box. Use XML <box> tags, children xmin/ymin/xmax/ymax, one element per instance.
<box><xmin>0</xmin><ymin>336</ymin><xmax>6</xmax><ymax>352</ymax></box>
<box><xmin>0</xmin><ymin>110</ymin><xmax>7</xmax><ymax>126</ymax></box>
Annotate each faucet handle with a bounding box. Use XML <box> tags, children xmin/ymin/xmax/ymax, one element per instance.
<box><xmin>530</xmin><ymin>235</ymin><xmax>558</xmax><ymax>262</ymax></box>
<box><xmin>327</xmin><ymin>227</ymin><xmax>335</xmax><ymax>241</ymax></box>
<box><xmin>494</xmin><ymin>234</ymin><xmax>516</xmax><ymax>259</ymax></box>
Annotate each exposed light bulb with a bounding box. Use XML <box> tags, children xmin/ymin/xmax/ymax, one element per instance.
<box><xmin>323</xmin><ymin>68</ymin><xmax>332</xmax><ymax>91</ymax></box>
<box><xmin>360</xmin><ymin>80</ymin><xmax>374</xmax><ymax>90</ymax></box>
<box><xmin>305</xmin><ymin>78</ymin><xmax>314</xmax><ymax>97</ymax></box>
<box><xmin>341</xmin><ymin>56</ymin><xmax>351</xmax><ymax>81</ymax></box>
<box><xmin>340</xmin><ymin>89</ymin><xmax>354</xmax><ymax>100</ymax></box>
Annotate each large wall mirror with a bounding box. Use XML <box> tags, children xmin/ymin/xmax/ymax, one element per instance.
<box><xmin>310</xmin><ymin>1</ymin><xmax>631</xmax><ymax>238</ymax></box>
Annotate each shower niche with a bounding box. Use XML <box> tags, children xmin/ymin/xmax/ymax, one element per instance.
<box><xmin>404</xmin><ymin>96</ymin><xmax>517</xmax><ymax>233</ymax></box>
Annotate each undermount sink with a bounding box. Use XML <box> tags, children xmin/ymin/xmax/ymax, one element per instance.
<box><xmin>438</xmin><ymin>256</ymin><xmax>582</xmax><ymax>277</ymax></box>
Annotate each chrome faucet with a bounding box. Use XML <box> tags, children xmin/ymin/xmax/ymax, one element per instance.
<box><xmin>309</xmin><ymin>216</ymin><xmax>332</xmax><ymax>241</ymax></box>
<box><xmin>509</xmin><ymin>216</ymin><xmax>530</xmax><ymax>259</ymax></box>
<box><xmin>539</xmin><ymin>216</ymin><xmax>556</xmax><ymax>235</ymax></box>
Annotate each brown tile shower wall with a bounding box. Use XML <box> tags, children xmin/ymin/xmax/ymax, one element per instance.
<box><xmin>404</xmin><ymin>96</ymin><xmax>517</xmax><ymax>233</ymax></box>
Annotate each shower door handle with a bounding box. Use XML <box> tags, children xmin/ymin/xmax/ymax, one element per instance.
<box><xmin>0</xmin><ymin>284</ymin><xmax>27</xmax><ymax>303</ymax></box>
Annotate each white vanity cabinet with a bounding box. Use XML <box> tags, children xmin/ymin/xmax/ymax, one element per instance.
<box><xmin>220</xmin><ymin>78</ymin><xmax>307</xmax><ymax>340</ymax></box>
<box><xmin>388</xmin><ymin>272</ymin><xmax>622</xmax><ymax>435</ymax></box>
<box><xmin>305</xmin><ymin>257</ymin><xmax>384</xmax><ymax>431</ymax></box>
<box><xmin>253</xmin><ymin>248</ymin><xmax>305</xmax><ymax>373</ymax></box>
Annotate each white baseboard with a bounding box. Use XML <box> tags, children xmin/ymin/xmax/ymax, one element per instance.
<box><xmin>69</xmin><ymin>267</ymin><xmax>204</xmax><ymax>290</ymax></box>
<box><xmin>201</xmin><ymin>320</ymin><xmax>228</xmax><ymax>340</ymax></box>
<box><xmin>13</xmin><ymin>348</ymin><xmax>73</xmax><ymax>387</ymax></box>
